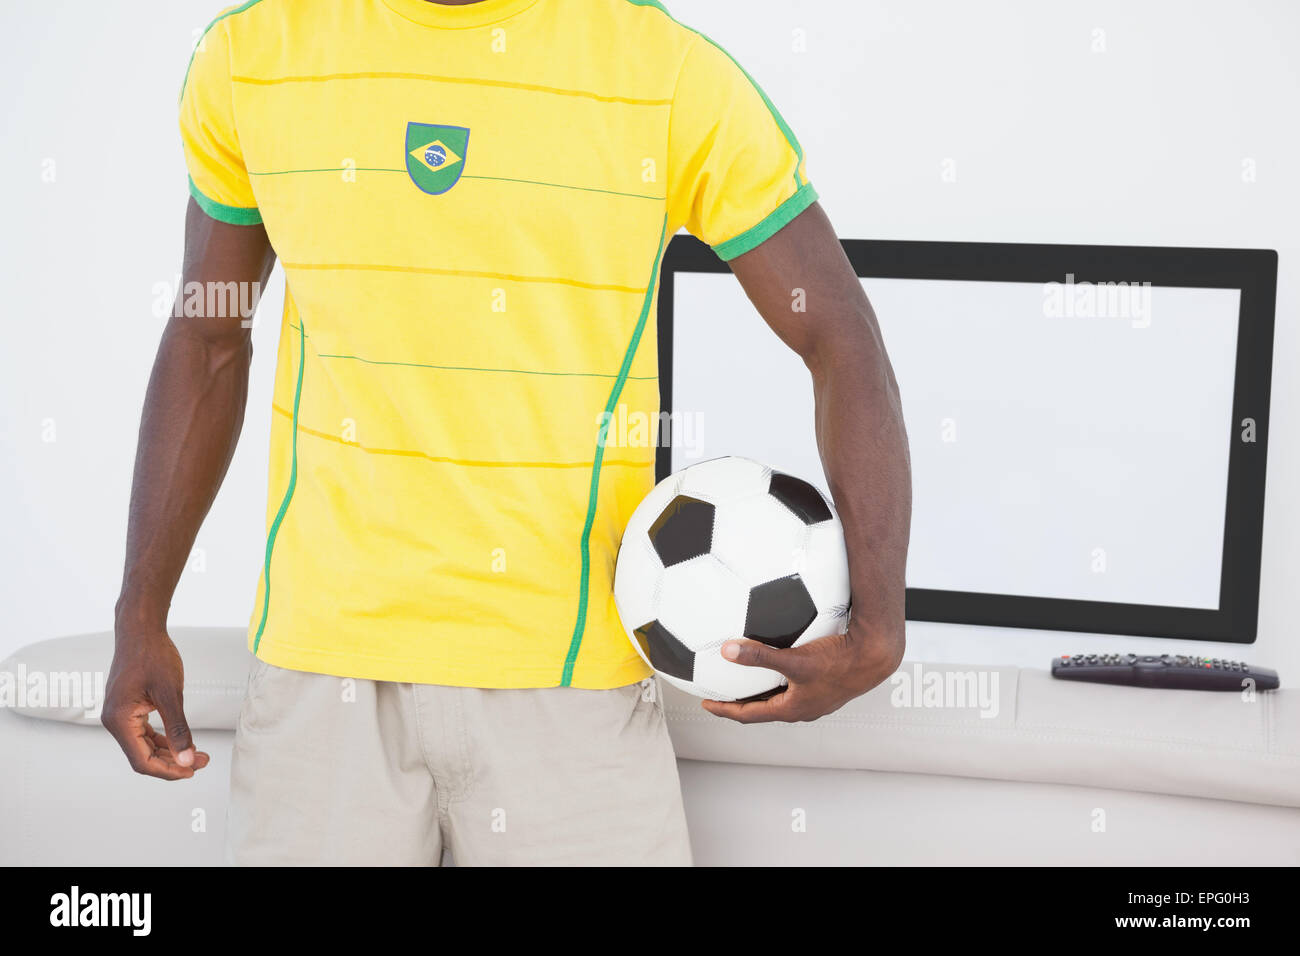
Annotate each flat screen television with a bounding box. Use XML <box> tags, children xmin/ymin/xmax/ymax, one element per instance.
<box><xmin>657</xmin><ymin>237</ymin><xmax>1276</xmax><ymax>643</ymax></box>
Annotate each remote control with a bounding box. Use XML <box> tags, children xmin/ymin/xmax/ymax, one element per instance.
<box><xmin>1052</xmin><ymin>653</ymin><xmax>1279</xmax><ymax>691</ymax></box>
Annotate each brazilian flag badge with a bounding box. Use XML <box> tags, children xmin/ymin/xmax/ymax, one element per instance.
<box><xmin>405</xmin><ymin>123</ymin><xmax>470</xmax><ymax>195</ymax></box>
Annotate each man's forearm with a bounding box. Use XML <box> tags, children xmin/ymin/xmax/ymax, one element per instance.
<box><xmin>707</xmin><ymin>203</ymin><xmax>913</xmax><ymax>721</ymax></box>
<box><xmin>103</xmin><ymin>200</ymin><xmax>272</xmax><ymax>778</ymax></box>
<box><xmin>115</xmin><ymin>319</ymin><xmax>252</xmax><ymax>628</ymax></box>
<box><xmin>808</xmin><ymin>319</ymin><xmax>911</xmax><ymax>663</ymax></box>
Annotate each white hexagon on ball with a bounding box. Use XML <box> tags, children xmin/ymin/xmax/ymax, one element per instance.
<box><xmin>800</xmin><ymin>519</ymin><xmax>852</xmax><ymax>612</ymax></box>
<box><xmin>676</xmin><ymin>455</ymin><xmax>770</xmax><ymax>504</ymax></box>
<box><xmin>711</xmin><ymin>492</ymin><xmax>811</xmax><ymax>588</ymax></box>
<box><xmin>656</xmin><ymin>556</ymin><xmax>748</xmax><ymax>651</ymax></box>
<box><xmin>611</xmin><ymin>534</ymin><xmax>663</xmax><ymax>641</ymax></box>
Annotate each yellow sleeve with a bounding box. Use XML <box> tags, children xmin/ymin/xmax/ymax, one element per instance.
<box><xmin>666</xmin><ymin>34</ymin><xmax>817</xmax><ymax>261</ymax></box>
<box><xmin>178</xmin><ymin>15</ymin><xmax>261</xmax><ymax>225</ymax></box>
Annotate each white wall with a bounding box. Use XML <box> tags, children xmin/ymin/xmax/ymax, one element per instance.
<box><xmin>1</xmin><ymin>1</ymin><xmax>1297</xmax><ymax>674</ymax></box>
<box><xmin>1</xmin><ymin>1</ymin><xmax>283</xmax><ymax>657</ymax></box>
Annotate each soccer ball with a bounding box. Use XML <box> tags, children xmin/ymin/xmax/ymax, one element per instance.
<box><xmin>613</xmin><ymin>456</ymin><xmax>851</xmax><ymax>701</ymax></box>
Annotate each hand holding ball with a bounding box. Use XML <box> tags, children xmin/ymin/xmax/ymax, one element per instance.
<box><xmin>613</xmin><ymin>456</ymin><xmax>851</xmax><ymax>701</ymax></box>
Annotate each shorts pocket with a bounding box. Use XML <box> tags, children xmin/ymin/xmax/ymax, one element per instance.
<box><xmin>621</xmin><ymin>677</ymin><xmax>665</xmax><ymax>723</ymax></box>
<box><xmin>237</xmin><ymin>656</ymin><xmax>282</xmax><ymax>735</ymax></box>
<box><xmin>637</xmin><ymin>676</ymin><xmax>662</xmax><ymax>713</ymax></box>
<box><xmin>245</xmin><ymin>654</ymin><xmax>271</xmax><ymax>692</ymax></box>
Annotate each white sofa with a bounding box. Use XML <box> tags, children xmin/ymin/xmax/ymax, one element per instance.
<box><xmin>3</xmin><ymin>627</ymin><xmax>1298</xmax><ymax>866</ymax></box>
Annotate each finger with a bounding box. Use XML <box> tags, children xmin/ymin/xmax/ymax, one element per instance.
<box><xmin>143</xmin><ymin>724</ymin><xmax>206</xmax><ymax>757</ymax></box>
<box><xmin>151</xmin><ymin>686</ymin><xmax>196</xmax><ymax>767</ymax></box>
<box><xmin>103</xmin><ymin>705</ymin><xmax>161</xmax><ymax>770</ymax></box>
<box><xmin>701</xmin><ymin>692</ymin><xmax>795</xmax><ymax>724</ymax></box>
<box><xmin>137</xmin><ymin>750</ymin><xmax>201</xmax><ymax>779</ymax></box>
<box><xmin>144</xmin><ymin>725</ymin><xmax>211</xmax><ymax>770</ymax></box>
<box><xmin>719</xmin><ymin>639</ymin><xmax>810</xmax><ymax>681</ymax></box>
<box><xmin>144</xmin><ymin>724</ymin><xmax>175</xmax><ymax>752</ymax></box>
<box><xmin>737</xmin><ymin>685</ymin><xmax>784</xmax><ymax>703</ymax></box>
<box><xmin>109</xmin><ymin>710</ymin><xmax>198</xmax><ymax>780</ymax></box>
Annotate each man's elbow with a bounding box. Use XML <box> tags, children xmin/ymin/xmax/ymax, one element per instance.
<box><xmin>162</xmin><ymin>313</ymin><xmax>254</xmax><ymax>376</ymax></box>
<box><xmin>802</xmin><ymin>310</ymin><xmax>899</xmax><ymax>400</ymax></box>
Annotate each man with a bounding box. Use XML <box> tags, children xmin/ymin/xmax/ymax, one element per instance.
<box><xmin>104</xmin><ymin>0</ymin><xmax>911</xmax><ymax>866</ymax></box>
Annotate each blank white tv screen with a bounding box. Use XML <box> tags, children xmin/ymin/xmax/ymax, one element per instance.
<box><xmin>669</xmin><ymin>274</ymin><xmax>1241</xmax><ymax>611</ymax></box>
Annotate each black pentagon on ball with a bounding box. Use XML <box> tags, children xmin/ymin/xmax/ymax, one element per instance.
<box><xmin>633</xmin><ymin>620</ymin><xmax>695</xmax><ymax>682</ymax></box>
<box><xmin>743</xmin><ymin>574</ymin><xmax>818</xmax><ymax>649</ymax></box>
<box><xmin>647</xmin><ymin>495</ymin><xmax>715</xmax><ymax>567</ymax></box>
<box><xmin>768</xmin><ymin>472</ymin><xmax>832</xmax><ymax>524</ymax></box>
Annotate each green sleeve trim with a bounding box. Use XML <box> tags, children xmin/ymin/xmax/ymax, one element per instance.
<box><xmin>188</xmin><ymin>176</ymin><xmax>262</xmax><ymax>225</ymax></box>
<box><xmin>712</xmin><ymin>182</ymin><xmax>818</xmax><ymax>261</ymax></box>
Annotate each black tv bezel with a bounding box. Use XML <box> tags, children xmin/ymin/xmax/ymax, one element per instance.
<box><xmin>655</xmin><ymin>235</ymin><xmax>1277</xmax><ymax>644</ymax></box>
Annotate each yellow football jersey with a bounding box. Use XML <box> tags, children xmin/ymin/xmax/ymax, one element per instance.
<box><xmin>179</xmin><ymin>0</ymin><xmax>815</xmax><ymax>688</ymax></box>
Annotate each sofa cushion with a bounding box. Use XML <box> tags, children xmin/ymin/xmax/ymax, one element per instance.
<box><xmin>0</xmin><ymin>628</ymin><xmax>252</xmax><ymax>730</ymax></box>
<box><xmin>6</xmin><ymin>628</ymin><xmax>1299</xmax><ymax>809</ymax></box>
<box><xmin>661</xmin><ymin>661</ymin><xmax>1300</xmax><ymax>808</ymax></box>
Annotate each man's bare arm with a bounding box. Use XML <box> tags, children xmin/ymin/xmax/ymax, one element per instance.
<box><xmin>702</xmin><ymin>202</ymin><xmax>912</xmax><ymax>723</ymax></box>
<box><xmin>103</xmin><ymin>198</ymin><xmax>275</xmax><ymax>778</ymax></box>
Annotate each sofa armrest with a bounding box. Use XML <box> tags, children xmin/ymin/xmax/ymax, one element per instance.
<box><xmin>1</xmin><ymin>627</ymin><xmax>251</xmax><ymax>730</ymax></box>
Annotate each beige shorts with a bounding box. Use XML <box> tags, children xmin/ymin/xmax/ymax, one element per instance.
<box><xmin>227</xmin><ymin>659</ymin><xmax>692</xmax><ymax>866</ymax></box>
